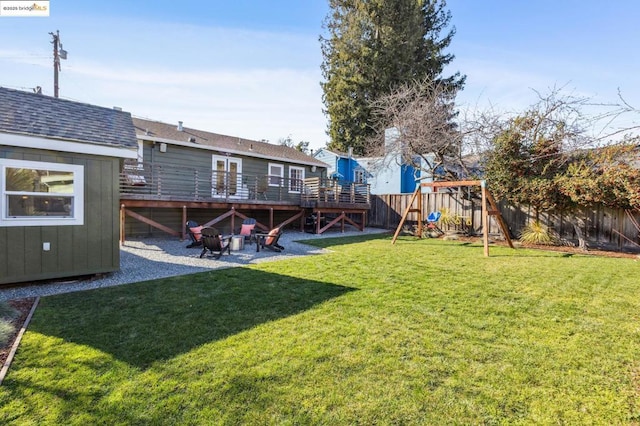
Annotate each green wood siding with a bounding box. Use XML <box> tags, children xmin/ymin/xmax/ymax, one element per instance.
<box><xmin>0</xmin><ymin>146</ymin><xmax>121</xmax><ymax>285</ymax></box>
<box><xmin>140</xmin><ymin>139</ymin><xmax>324</xmax><ymax>199</ymax></box>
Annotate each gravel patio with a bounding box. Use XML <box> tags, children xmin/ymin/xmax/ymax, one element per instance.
<box><xmin>0</xmin><ymin>228</ymin><xmax>389</xmax><ymax>301</ymax></box>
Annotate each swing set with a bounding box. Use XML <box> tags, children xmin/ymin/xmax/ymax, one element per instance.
<box><xmin>391</xmin><ymin>180</ymin><xmax>514</xmax><ymax>257</ymax></box>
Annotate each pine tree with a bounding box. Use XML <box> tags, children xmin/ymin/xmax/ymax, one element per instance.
<box><xmin>320</xmin><ymin>0</ymin><xmax>464</xmax><ymax>155</ymax></box>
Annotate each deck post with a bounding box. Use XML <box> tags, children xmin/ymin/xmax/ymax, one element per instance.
<box><xmin>230</xmin><ymin>207</ymin><xmax>236</xmax><ymax>234</ymax></box>
<box><xmin>181</xmin><ymin>206</ymin><xmax>187</xmax><ymax>240</ymax></box>
<box><xmin>269</xmin><ymin>208</ymin><xmax>274</xmax><ymax>229</ymax></box>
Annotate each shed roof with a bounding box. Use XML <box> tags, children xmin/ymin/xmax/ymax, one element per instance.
<box><xmin>133</xmin><ymin>117</ymin><xmax>326</xmax><ymax>167</ymax></box>
<box><xmin>0</xmin><ymin>87</ymin><xmax>137</xmax><ymax>149</ymax></box>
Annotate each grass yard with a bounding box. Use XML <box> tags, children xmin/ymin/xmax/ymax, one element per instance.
<box><xmin>0</xmin><ymin>235</ymin><xmax>639</xmax><ymax>424</ymax></box>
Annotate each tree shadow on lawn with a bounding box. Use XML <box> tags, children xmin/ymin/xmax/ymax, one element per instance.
<box><xmin>28</xmin><ymin>268</ymin><xmax>355</xmax><ymax>370</ymax></box>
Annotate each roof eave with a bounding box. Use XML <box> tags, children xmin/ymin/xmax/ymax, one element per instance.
<box><xmin>0</xmin><ymin>131</ymin><xmax>137</xmax><ymax>159</ymax></box>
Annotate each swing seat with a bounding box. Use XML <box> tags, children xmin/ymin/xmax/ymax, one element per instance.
<box><xmin>426</xmin><ymin>211</ymin><xmax>443</xmax><ymax>235</ymax></box>
<box><xmin>427</xmin><ymin>211</ymin><xmax>441</xmax><ymax>223</ymax></box>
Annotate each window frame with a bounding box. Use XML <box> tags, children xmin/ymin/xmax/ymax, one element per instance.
<box><xmin>288</xmin><ymin>165</ymin><xmax>305</xmax><ymax>193</ymax></box>
<box><xmin>0</xmin><ymin>158</ymin><xmax>85</xmax><ymax>227</ymax></box>
<box><xmin>268</xmin><ymin>163</ymin><xmax>284</xmax><ymax>187</ymax></box>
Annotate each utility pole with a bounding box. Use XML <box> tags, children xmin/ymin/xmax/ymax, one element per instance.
<box><xmin>49</xmin><ymin>30</ymin><xmax>67</xmax><ymax>98</ymax></box>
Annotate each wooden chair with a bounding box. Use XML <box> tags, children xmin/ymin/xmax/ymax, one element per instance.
<box><xmin>256</xmin><ymin>227</ymin><xmax>284</xmax><ymax>252</ymax></box>
<box><xmin>238</xmin><ymin>217</ymin><xmax>257</xmax><ymax>244</ymax></box>
<box><xmin>199</xmin><ymin>227</ymin><xmax>231</xmax><ymax>259</ymax></box>
<box><xmin>186</xmin><ymin>220</ymin><xmax>203</xmax><ymax>248</ymax></box>
<box><xmin>257</xmin><ymin>176</ymin><xmax>269</xmax><ymax>200</ymax></box>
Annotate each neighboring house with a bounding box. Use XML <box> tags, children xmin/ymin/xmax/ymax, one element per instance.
<box><xmin>0</xmin><ymin>87</ymin><xmax>137</xmax><ymax>285</ymax></box>
<box><xmin>121</xmin><ymin>118</ymin><xmax>369</xmax><ymax>238</ymax></box>
<box><xmin>358</xmin><ymin>154</ymin><xmax>432</xmax><ymax>195</ymax></box>
<box><xmin>313</xmin><ymin>148</ymin><xmax>361</xmax><ymax>182</ymax></box>
<box><xmin>314</xmin><ymin>129</ymin><xmax>434</xmax><ymax>195</ymax></box>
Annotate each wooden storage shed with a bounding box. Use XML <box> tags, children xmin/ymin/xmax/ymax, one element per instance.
<box><xmin>0</xmin><ymin>87</ymin><xmax>137</xmax><ymax>285</ymax></box>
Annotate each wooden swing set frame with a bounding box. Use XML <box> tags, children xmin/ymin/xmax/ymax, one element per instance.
<box><xmin>391</xmin><ymin>180</ymin><xmax>514</xmax><ymax>257</ymax></box>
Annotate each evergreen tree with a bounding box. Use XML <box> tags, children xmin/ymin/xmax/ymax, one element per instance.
<box><xmin>320</xmin><ymin>0</ymin><xmax>464</xmax><ymax>155</ymax></box>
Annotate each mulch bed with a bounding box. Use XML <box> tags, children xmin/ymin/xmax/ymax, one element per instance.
<box><xmin>519</xmin><ymin>244</ymin><xmax>640</xmax><ymax>259</ymax></box>
<box><xmin>447</xmin><ymin>235</ymin><xmax>640</xmax><ymax>259</ymax></box>
<box><xmin>0</xmin><ymin>298</ymin><xmax>36</xmax><ymax>367</ymax></box>
<box><xmin>495</xmin><ymin>238</ymin><xmax>640</xmax><ymax>259</ymax></box>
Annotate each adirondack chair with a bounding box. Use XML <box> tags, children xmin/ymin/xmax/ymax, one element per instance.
<box><xmin>199</xmin><ymin>227</ymin><xmax>231</xmax><ymax>259</ymax></box>
<box><xmin>256</xmin><ymin>227</ymin><xmax>284</xmax><ymax>252</ymax></box>
<box><xmin>238</xmin><ymin>217</ymin><xmax>257</xmax><ymax>244</ymax></box>
<box><xmin>186</xmin><ymin>220</ymin><xmax>203</xmax><ymax>248</ymax></box>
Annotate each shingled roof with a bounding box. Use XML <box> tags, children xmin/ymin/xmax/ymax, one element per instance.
<box><xmin>0</xmin><ymin>87</ymin><xmax>137</xmax><ymax>149</ymax></box>
<box><xmin>133</xmin><ymin>117</ymin><xmax>326</xmax><ymax>167</ymax></box>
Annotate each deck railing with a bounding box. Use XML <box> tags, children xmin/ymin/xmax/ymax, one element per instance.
<box><xmin>119</xmin><ymin>162</ymin><xmax>371</xmax><ymax>207</ymax></box>
<box><xmin>301</xmin><ymin>177</ymin><xmax>370</xmax><ymax>206</ymax></box>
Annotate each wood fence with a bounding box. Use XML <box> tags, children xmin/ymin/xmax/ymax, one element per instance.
<box><xmin>368</xmin><ymin>192</ymin><xmax>640</xmax><ymax>251</ymax></box>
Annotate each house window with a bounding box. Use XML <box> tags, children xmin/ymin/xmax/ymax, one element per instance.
<box><xmin>354</xmin><ymin>169</ymin><xmax>366</xmax><ymax>184</ymax></box>
<box><xmin>0</xmin><ymin>159</ymin><xmax>84</xmax><ymax>227</ymax></box>
<box><xmin>289</xmin><ymin>166</ymin><xmax>305</xmax><ymax>193</ymax></box>
<box><xmin>268</xmin><ymin>163</ymin><xmax>283</xmax><ymax>186</ymax></box>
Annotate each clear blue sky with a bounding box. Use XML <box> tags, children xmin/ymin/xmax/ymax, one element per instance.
<box><xmin>1</xmin><ymin>1</ymin><xmax>638</xmax><ymax>150</ymax></box>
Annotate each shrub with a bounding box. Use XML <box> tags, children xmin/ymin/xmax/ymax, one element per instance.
<box><xmin>519</xmin><ymin>221</ymin><xmax>557</xmax><ymax>245</ymax></box>
<box><xmin>438</xmin><ymin>208</ymin><xmax>461</xmax><ymax>228</ymax></box>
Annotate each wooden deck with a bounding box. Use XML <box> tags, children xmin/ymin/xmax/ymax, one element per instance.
<box><xmin>119</xmin><ymin>164</ymin><xmax>371</xmax><ymax>240</ymax></box>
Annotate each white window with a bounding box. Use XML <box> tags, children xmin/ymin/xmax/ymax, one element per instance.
<box><xmin>289</xmin><ymin>166</ymin><xmax>305</xmax><ymax>193</ymax></box>
<box><xmin>0</xmin><ymin>159</ymin><xmax>84</xmax><ymax>227</ymax></box>
<box><xmin>268</xmin><ymin>163</ymin><xmax>283</xmax><ymax>187</ymax></box>
<box><xmin>354</xmin><ymin>169</ymin><xmax>366</xmax><ymax>184</ymax></box>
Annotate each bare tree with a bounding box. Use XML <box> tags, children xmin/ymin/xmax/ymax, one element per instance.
<box><xmin>365</xmin><ymin>78</ymin><xmax>468</xmax><ymax>181</ymax></box>
<box><xmin>463</xmin><ymin>85</ymin><xmax>640</xmax><ymax>156</ymax></box>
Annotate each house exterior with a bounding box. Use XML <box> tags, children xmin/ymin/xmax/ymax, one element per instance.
<box><xmin>0</xmin><ymin>87</ymin><xmax>137</xmax><ymax>285</ymax></box>
<box><xmin>313</xmin><ymin>148</ymin><xmax>362</xmax><ymax>182</ymax></box>
<box><xmin>313</xmin><ymin>129</ymin><xmax>434</xmax><ymax>195</ymax></box>
<box><xmin>357</xmin><ymin>154</ymin><xmax>432</xmax><ymax>195</ymax></box>
<box><xmin>121</xmin><ymin>118</ymin><xmax>370</xmax><ymax>238</ymax></box>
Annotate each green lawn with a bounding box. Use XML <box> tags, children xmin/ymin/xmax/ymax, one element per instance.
<box><xmin>1</xmin><ymin>235</ymin><xmax>639</xmax><ymax>424</ymax></box>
